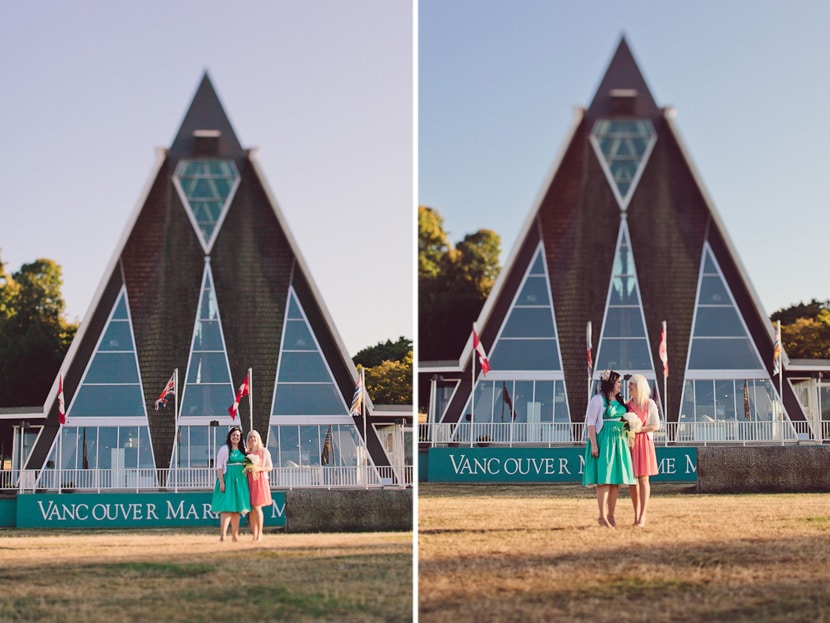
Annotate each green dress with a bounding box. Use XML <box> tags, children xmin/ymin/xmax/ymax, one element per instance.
<box><xmin>582</xmin><ymin>396</ymin><xmax>636</xmax><ymax>486</ymax></box>
<box><xmin>211</xmin><ymin>448</ymin><xmax>251</xmax><ymax>514</ymax></box>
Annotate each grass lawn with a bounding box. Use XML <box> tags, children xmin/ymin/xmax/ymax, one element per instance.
<box><xmin>0</xmin><ymin>528</ymin><xmax>412</xmax><ymax>622</ymax></box>
<box><xmin>418</xmin><ymin>483</ymin><xmax>830</xmax><ymax>622</ymax></box>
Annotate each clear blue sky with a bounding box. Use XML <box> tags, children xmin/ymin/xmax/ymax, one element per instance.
<box><xmin>420</xmin><ymin>0</ymin><xmax>830</xmax><ymax>319</ymax></box>
<box><xmin>1</xmin><ymin>0</ymin><xmax>413</xmax><ymax>358</ymax></box>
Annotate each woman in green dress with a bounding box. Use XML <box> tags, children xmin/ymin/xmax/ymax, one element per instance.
<box><xmin>582</xmin><ymin>369</ymin><xmax>635</xmax><ymax>527</ymax></box>
<box><xmin>211</xmin><ymin>427</ymin><xmax>251</xmax><ymax>541</ymax></box>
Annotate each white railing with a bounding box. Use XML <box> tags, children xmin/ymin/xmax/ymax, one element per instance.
<box><xmin>420</xmin><ymin>420</ymin><xmax>828</xmax><ymax>447</ymax></box>
<box><xmin>1</xmin><ymin>465</ymin><xmax>413</xmax><ymax>493</ymax></box>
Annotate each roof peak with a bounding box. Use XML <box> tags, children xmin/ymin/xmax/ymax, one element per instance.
<box><xmin>587</xmin><ymin>36</ymin><xmax>660</xmax><ymax>120</ymax></box>
<box><xmin>168</xmin><ymin>73</ymin><xmax>245</xmax><ymax>161</ymax></box>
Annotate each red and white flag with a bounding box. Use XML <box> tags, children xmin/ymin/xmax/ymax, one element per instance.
<box><xmin>472</xmin><ymin>324</ymin><xmax>491</xmax><ymax>375</ymax></box>
<box><xmin>58</xmin><ymin>374</ymin><xmax>66</xmax><ymax>425</ymax></box>
<box><xmin>659</xmin><ymin>321</ymin><xmax>668</xmax><ymax>378</ymax></box>
<box><xmin>154</xmin><ymin>373</ymin><xmax>176</xmax><ymax>411</ymax></box>
<box><xmin>228</xmin><ymin>373</ymin><xmax>250</xmax><ymax>420</ymax></box>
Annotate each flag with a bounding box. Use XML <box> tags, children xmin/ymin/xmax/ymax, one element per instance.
<box><xmin>586</xmin><ymin>321</ymin><xmax>593</xmax><ymax>380</ymax></box>
<box><xmin>58</xmin><ymin>374</ymin><xmax>66</xmax><ymax>425</ymax></box>
<box><xmin>772</xmin><ymin>320</ymin><xmax>782</xmax><ymax>375</ymax></box>
<box><xmin>321</xmin><ymin>425</ymin><xmax>332</xmax><ymax>465</ymax></box>
<box><xmin>473</xmin><ymin>324</ymin><xmax>491</xmax><ymax>375</ymax></box>
<box><xmin>154</xmin><ymin>373</ymin><xmax>176</xmax><ymax>411</ymax></box>
<box><xmin>82</xmin><ymin>427</ymin><xmax>89</xmax><ymax>470</ymax></box>
<box><xmin>502</xmin><ymin>382</ymin><xmax>515</xmax><ymax>420</ymax></box>
<box><xmin>228</xmin><ymin>373</ymin><xmax>250</xmax><ymax>420</ymax></box>
<box><xmin>349</xmin><ymin>373</ymin><xmax>364</xmax><ymax>416</ymax></box>
<box><xmin>658</xmin><ymin>321</ymin><xmax>668</xmax><ymax>378</ymax></box>
<box><xmin>743</xmin><ymin>380</ymin><xmax>751</xmax><ymax>419</ymax></box>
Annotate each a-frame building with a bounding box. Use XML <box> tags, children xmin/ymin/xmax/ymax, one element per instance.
<box><xmin>28</xmin><ymin>74</ymin><xmax>391</xmax><ymax>482</ymax></box>
<box><xmin>421</xmin><ymin>37</ymin><xmax>807</xmax><ymax>439</ymax></box>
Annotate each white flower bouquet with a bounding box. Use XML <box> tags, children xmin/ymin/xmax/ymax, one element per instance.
<box><xmin>621</xmin><ymin>412</ymin><xmax>643</xmax><ymax>448</ymax></box>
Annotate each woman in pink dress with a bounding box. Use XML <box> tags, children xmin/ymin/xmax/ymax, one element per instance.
<box><xmin>626</xmin><ymin>374</ymin><xmax>661</xmax><ymax>527</ymax></box>
<box><xmin>245</xmin><ymin>429</ymin><xmax>273</xmax><ymax>542</ymax></box>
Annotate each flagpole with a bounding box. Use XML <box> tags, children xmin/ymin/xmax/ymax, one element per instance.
<box><xmin>777</xmin><ymin>320</ymin><xmax>783</xmax><ymax>420</ymax></box>
<box><xmin>173</xmin><ymin>368</ymin><xmax>179</xmax><ymax>493</ymax></box>
<box><xmin>470</xmin><ymin>323</ymin><xmax>475</xmax><ymax>448</ymax></box>
<box><xmin>248</xmin><ymin>367</ymin><xmax>253</xmax><ymax>433</ymax></box>
<box><xmin>361</xmin><ymin>367</ymin><xmax>367</xmax><ymax>484</ymax></box>
<box><xmin>58</xmin><ymin>422</ymin><xmax>63</xmax><ymax>495</ymax></box>
<box><xmin>661</xmin><ymin>321</ymin><xmax>668</xmax><ymax>419</ymax></box>
<box><xmin>587</xmin><ymin>321</ymin><xmax>592</xmax><ymax>400</ymax></box>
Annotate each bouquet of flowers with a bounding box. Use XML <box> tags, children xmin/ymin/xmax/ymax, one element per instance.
<box><xmin>621</xmin><ymin>412</ymin><xmax>643</xmax><ymax>448</ymax></box>
<box><xmin>243</xmin><ymin>453</ymin><xmax>261</xmax><ymax>479</ymax></box>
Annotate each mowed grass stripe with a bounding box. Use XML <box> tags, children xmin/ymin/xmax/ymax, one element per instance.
<box><xmin>418</xmin><ymin>484</ymin><xmax>830</xmax><ymax>622</ymax></box>
<box><xmin>0</xmin><ymin>531</ymin><xmax>412</xmax><ymax>622</ymax></box>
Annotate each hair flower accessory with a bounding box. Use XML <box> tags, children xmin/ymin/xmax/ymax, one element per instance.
<box><xmin>600</xmin><ymin>369</ymin><xmax>612</xmax><ymax>382</ymax></box>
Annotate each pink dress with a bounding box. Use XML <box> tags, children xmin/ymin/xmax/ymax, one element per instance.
<box><xmin>627</xmin><ymin>401</ymin><xmax>659</xmax><ymax>477</ymax></box>
<box><xmin>247</xmin><ymin>449</ymin><xmax>273</xmax><ymax>507</ymax></box>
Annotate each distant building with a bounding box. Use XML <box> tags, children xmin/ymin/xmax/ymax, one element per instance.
<box><xmin>421</xmin><ymin>38</ymin><xmax>830</xmax><ymax>444</ymax></box>
<box><xmin>14</xmin><ymin>74</ymin><xmax>407</xmax><ymax>486</ymax></box>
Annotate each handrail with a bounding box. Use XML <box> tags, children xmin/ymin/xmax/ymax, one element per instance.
<box><xmin>419</xmin><ymin>420</ymin><xmax>827</xmax><ymax>447</ymax></box>
<box><xmin>1</xmin><ymin>465</ymin><xmax>414</xmax><ymax>493</ymax></box>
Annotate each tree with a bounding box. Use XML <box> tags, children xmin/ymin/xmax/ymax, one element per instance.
<box><xmin>363</xmin><ymin>352</ymin><xmax>413</xmax><ymax>406</ymax></box>
<box><xmin>353</xmin><ymin>337</ymin><xmax>412</xmax><ymax>369</ymax></box>
<box><xmin>418</xmin><ymin>206</ymin><xmax>501</xmax><ymax>361</ymax></box>
<box><xmin>418</xmin><ymin>206</ymin><xmax>449</xmax><ymax>279</ymax></box>
<box><xmin>772</xmin><ymin>300</ymin><xmax>830</xmax><ymax>360</ymax></box>
<box><xmin>0</xmin><ymin>255</ymin><xmax>77</xmax><ymax>407</ymax></box>
<box><xmin>353</xmin><ymin>337</ymin><xmax>412</xmax><ymax>406</ymax></box>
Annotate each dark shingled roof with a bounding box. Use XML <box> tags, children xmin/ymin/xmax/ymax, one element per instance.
<box><xmin>423</xmin><ymin>37</ymin><xmax>805</xmax><ymax>426</ymax></box>
<box><xmin>31</xmin><ymin>73</ymin><xmax>388</xmax><ymax>469</ymax></box>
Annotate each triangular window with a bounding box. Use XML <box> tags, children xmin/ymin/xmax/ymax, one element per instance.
<box><xmin>687</xmin><ymin>245</ymin><xmax>765</xmax><ymax>373</ymax></box>
<box><xmin>179</xmin><ymin>261</ymin><xmax>235</xmax><ymax>421</ymax></box>
<box><xmin>42</xmin><ymin>288</ymin><xmax>158</xmax><ymax>481</ymax></box>
<box><xmin>173</xmin><ymin>159</ymin><xmax>240</xmax><ymax>252</ymax></box>
<box><xmin>459</xmin><ymin>245</ymin><xmax>571</xmax><ymax>438</ymax></box>
<box><xmin>271</xmin><ymin>289</ymin><xmax>349</xmax><ymax>416</ymax></box>
<box><xmin>595</xmin><ymin>222</ymin><xmax>654</xmax><ymax>375</ymax></box>
<box><xmin>590</xmin><ymin>119</ymin><xmax>656</xmax><ymax>210</ymax></box>
<box><xmin>678</xmin><ymin>244</ymin><xmax>785</xmax><ymax>430</ymax></box>
<box><xmin>65</xmin><ymin>289</ymin><xmax>146</xmax><ymax>420</ymax></box>
<box><xmin>489</xmin><ymin>246</ymin><xmax>562</xmax><ymax>372</ymax></box>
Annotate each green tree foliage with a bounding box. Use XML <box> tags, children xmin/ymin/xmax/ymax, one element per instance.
<box><xmin>418</xmin><ymin>206</ymin><xmax>501</xmax><ymax>361</ymax></box>
<box><xmin>353</xmin><ymin>338</ymin><xmax>412</xmax><ymax>406</ymax></box>
<box><xmin>353</xmin><ymin>337</ymin><xmax>412</xmax><ymax>369</ymax></box>
<box><xmin>362</xmin><ymin>352</ymin><xmax>413</xmax><ymax>406</ymax></box>
<box><xmin>772</xmin><ymin>299</ymin><xmax>830</xmax><ymax>359</ymax></box>
<box><xmin>0</xmin><ymin>254</ymin><xmax>77</xmax><ymax>406</ymax></box>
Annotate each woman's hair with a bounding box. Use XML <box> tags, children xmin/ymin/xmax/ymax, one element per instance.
<box><xmin>225</xmin><ymin>427</ymin><xmax>247</xmax><ymax>454</ymax></box>
<box><xmin>246</xmin><ymin>429</ymin><xmax>263</xmax><ymax>451</ymax></box>
<box><xmin>599</xmin><ymin>370</ymin><xmax>621</xmax><ymax>398</ymax></box>
<box><xmin>628</xmin><ymin>373</ymin><xmax>651</xmax><ymax>408</ymax></box>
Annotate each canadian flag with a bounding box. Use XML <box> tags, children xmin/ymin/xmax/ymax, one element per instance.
<box><xmin>228</xmin><ymin>373</ymin><xmax>250</xmax><ymax>420</ymax></box>
<box><xmin>58</xmin><ymin>374</ymin><xmax>66</xmax><ymax>425</ymax></box>
<box><xmin>472</xmin><ymin>324</ymin><xmax>491</xmax><ymax>375</ymax></box>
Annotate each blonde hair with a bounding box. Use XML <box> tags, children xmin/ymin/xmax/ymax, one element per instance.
<box><xmin>246</xmin><ymin>429</ymin><xmax>264</xmax><ymax>451</ymax></box>
<box><xmin>628</xmin><ymin>374</ymin><xmax>651</xmax><ymax>408</ymax></box>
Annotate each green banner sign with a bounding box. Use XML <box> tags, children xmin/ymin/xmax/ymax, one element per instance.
<box><xmin>427</xmin><ymin>447</ymin><xmax>697</xmax><ymax>483</ymax></box>
<box><xmin>16</xmin><ymin>491</ymin><xmax>286</xmax><ymax>529</ymax></box>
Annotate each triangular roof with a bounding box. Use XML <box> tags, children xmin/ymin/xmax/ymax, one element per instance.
<box><xmin>423</xmin><ymin>36</ymin><xmax>803</xmax><ymax>427</ymax></box>
<box><xmin>32</xmin><ymin>74</ymin><xmax>385</xmax><ymax>470</ymax></box>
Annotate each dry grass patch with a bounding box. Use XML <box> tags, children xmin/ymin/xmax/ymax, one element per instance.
<box><xmin>418</xmin><ymin>484</ymin><xmax>830</xmax><ymax>622</ymax></box>
<box><xmin>0</xmin><ymin>529</ymin><xmax>412</xmax><ymax>622</ymax></box>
